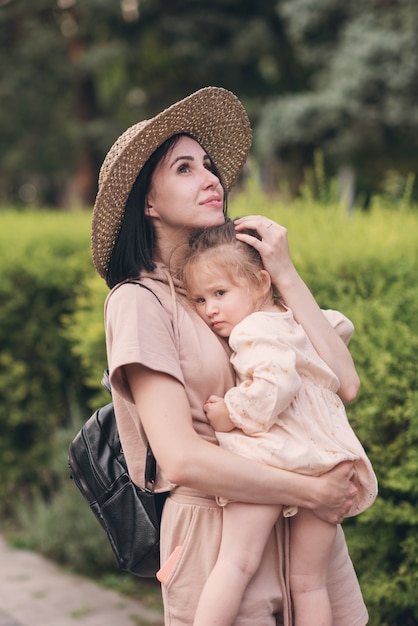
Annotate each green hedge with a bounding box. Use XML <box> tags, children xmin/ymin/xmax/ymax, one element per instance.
<box><xmin>0</xmin><ymin>212</ymin><xmax>92</xmax><ymax>508</ymax></box>
<box><xmin>0</xmin><ymin>201</ymin><xmax>417</xmax><ymax>625</ymax></box>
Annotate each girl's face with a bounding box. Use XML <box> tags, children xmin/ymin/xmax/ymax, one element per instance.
<box><xmin>188</xmin><ymin>265</ymin><xmax>266</xmax><ymax>338</ymax></box>
<box><xmin>146</xmin><ymin>136</ymin><xmax>225</xmax><ymax>234</ymax></box>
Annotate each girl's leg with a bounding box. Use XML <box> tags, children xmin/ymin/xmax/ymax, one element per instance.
<box><xmin>290</xmin><ymin>508</ymin><xmax>337</xmax><ymax>626</ymax></box>
<box><xmin>193</xmin><ymin>502</ymin><xmax>282</xmax><ymax>626</ymax></box>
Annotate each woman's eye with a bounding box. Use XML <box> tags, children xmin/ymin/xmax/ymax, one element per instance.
<box><xmin>178</xmin><ymin>163</ymin><xmax>190</xmax><ymax>173</ymax></box>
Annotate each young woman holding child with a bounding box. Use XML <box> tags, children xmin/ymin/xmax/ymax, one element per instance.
<box><xmin>91</xmin><ymin>86</ymin><xmax>370</xmax><ymax>625</ymax></box>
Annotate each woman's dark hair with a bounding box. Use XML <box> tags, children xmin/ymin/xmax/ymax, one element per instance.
<box><xmin>106</xmin><ymin>133</ymin><xmax>227</xmax><ymax>289</ymax></box>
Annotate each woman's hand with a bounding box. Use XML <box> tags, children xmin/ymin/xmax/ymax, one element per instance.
<box><xmin>234</xmin><ymin>215</ymin><xmax>296</xmax><ymax>288</ymax></box>
<box><xmin>235</xmin><ymin>215</ymin><xmax>360</xmax><ymax>402</ymax></box>
<box><xmin>311</xmin><ymin>461</ymin><xmax>358</xmax><ymax>524</ymax></box>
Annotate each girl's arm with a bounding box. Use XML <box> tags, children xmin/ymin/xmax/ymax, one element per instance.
<box><xmin>224</xmin><ymin>321</ymin><xmax>301</xmax><ymax>434</ymax></box>
<box><xmin>124</xmin><ymin>363</ymin><xmax>357</xmax><ymax>524</ymax></box>
<box><xmin>234</xmin><ymin>216</ymin><xmax>360</xmax><ymax>403</ymax></box>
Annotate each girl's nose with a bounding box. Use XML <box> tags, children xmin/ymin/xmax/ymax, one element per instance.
<box><xmin>205</xmin><ymin>301</ymin><xmax>218</xmax><ymax>317</ymax></box>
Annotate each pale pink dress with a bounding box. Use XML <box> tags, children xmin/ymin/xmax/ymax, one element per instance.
<box><xmin>216</xmin><ymin>308</ymin><xmax>378</xmax><ymax>517</ymax></box>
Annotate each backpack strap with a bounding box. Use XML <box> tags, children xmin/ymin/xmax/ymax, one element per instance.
<box><xmin>101</xmin><ymin>369</ymin><xmax>112</xmax><ymax>394</ymax></box>
<box><xmin>103</xmin><ymin>280</ymin><xmax>163</xmax><ymax>494</ymax></box>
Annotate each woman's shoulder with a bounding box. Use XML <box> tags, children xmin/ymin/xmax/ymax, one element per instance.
<box><xmin>106</xmin><ymin>279</ymin><xmax>160</xmax><ymax>307</ymax></box>
<box><xmin>105</xmin><ymin>280</ymin><xmax>173</xmax><ymax>329</ymax></box>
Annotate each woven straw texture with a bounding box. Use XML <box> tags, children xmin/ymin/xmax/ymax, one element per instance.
<box><xmin>91</xmin><ymin>87</ymin><xmax>252</xmax><ymax>278</ymax></box>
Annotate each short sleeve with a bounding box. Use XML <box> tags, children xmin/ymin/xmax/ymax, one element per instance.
<box><xmin>105</xmin><ymin>283</ymin><xmax>185</xmax><ymax>402</ymax></box>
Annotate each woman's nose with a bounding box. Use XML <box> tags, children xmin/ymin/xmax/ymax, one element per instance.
<box><xmin>203</xmin><ymin>167</ymin><xmax>221</xmax><ymax>187</ymax></box>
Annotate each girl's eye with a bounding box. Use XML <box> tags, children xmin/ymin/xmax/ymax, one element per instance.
<box><xmin>215</xmin><ymin>290</ymin><xmax>226</xmax><ymax>297</ymax></box>
<box><xmin>195</xmin><ymin>297</ymin><xmax>205</xmax><ymax>304</ymax></box>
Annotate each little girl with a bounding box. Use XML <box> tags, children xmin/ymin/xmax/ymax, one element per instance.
<box><xmin>182</xmin><ymin>219</ymin><xmax>377</xmax><ymax>626</ymax></box>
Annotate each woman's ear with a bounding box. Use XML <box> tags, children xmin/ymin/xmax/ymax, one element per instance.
<box><xmin>145</xmin><ymin>197</ymin><xmax>156</xmax><ymax>217</ymax></box>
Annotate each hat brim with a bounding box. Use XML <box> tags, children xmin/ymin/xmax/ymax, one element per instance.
<box><xmin>91</xmin><ymin>87</ymin><xmax>252</xmax><ymax>278</ymax></box>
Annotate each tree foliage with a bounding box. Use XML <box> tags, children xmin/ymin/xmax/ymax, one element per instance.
<box><xmin>0</xmin><ymin>0</ymin><xmax>288</xmax><ymax>206</ymax></box>
<box><xmin>255</xmin><ymin>0</ymin><xmax>418</xmax><ymax>196</ymax></box>
<box><xmin>0</xmin><ymin>0</ymin><xmax>417</xmax><ymax>206</ymax></box>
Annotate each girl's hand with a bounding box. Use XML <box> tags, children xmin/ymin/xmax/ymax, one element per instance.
<box><xmin>312</xmin><ymin>461</ymin><xmax>358</xmax><ymax>524</ymax></box>
<box><xmin>204</xmin><ymin>395</ymin><xmax>235</xmax><ymax>432</ymax></box>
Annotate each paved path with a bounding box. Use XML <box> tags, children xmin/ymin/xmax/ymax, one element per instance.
<box><xmin>0</xmin><ymin>536</ymin><xmax>164</xmax><ymax>626</ymax></box>
<box><xmin>0</xmin><ymin>611</ymin><xmax>22</xmax><ymax>626</ymax></box>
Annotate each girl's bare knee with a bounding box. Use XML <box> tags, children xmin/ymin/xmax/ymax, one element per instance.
<box><xmin>219</xmin><ymin>550</ymin><xmax>261</xmax><ymax>583</ymax></box>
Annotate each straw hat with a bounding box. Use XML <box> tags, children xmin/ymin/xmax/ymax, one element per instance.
<box><xmin>91</xmin><ymin>86</ymin><xmax>252</xmax><ymax>278</ymax></box>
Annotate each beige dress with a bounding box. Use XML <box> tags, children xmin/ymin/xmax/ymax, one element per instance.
<box><xmin>217</xmin><ymin>308</ymin><xmax>378</xmax><ymax>517</ymax></box>
<box><xmin>104</xmin><ymin>268</ymin><xmax>369</xmax><ymax>626</ymax></box>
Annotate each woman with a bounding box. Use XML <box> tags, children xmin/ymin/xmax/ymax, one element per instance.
<box><xmin>91</xmin><ymin>87</ymin><xmax>367</xmax><ymax>626</ymax></box>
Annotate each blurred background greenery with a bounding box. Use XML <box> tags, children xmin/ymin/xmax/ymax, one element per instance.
<box><xmin>1</xmin><ymin>2</ymin><xmax>418</xmax><ymax>625</ymax></box>
<box><xmin>1</xmin><ymin>0</ymin><xmax>417</xmax><ymax>208</ymax></box>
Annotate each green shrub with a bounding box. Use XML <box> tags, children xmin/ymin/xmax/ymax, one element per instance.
<box><xmin>14</xmin><ymin>478</ymin><xmax>117</xmax><ymax>576</ymax></box>
<box><xmin>0</xmin><ymin>211</ymin><xmax>94</xmax><ymax>509</ymax></box>
<box><xmin>0</xmin><ymin>198</ymin><xmax>417</xmax><ymax>624</ymax></box>
<box><xmin>61</xmin><ymin>272</ymin><xmax>109</xmax><ymax>408</ymax></box>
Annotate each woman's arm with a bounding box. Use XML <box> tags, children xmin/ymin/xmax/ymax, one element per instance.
<box><xmin>124</xmin><ymin>363</ymin><xmax>357</xmax><ymax>524</ymax></box>
<box><xmin>234</xmin><ymin>216</ymin><xmax>360</xmax><ymax>403</ymax></box>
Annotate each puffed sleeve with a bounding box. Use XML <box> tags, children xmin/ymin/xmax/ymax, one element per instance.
<box><xmin>224</xmin><ymin>316</ymin><xmax>301</xmax><ymax>435</ymax></box>
<box><xmin>322</xmin><ymin>309</ymin><xmax>354</xmax><ymax>346</ymax></box>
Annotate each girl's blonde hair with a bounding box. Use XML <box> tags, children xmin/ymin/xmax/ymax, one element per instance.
<box><xmin>182</xmin><ymin>218</ymin><xmax>271</xmax><ymax>295</ymax></box>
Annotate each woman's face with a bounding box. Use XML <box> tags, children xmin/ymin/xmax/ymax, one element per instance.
<box><xmin>146</xmin><ymin>136</ymin><xmax>225</xmax><ymax>233</ymax></box>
